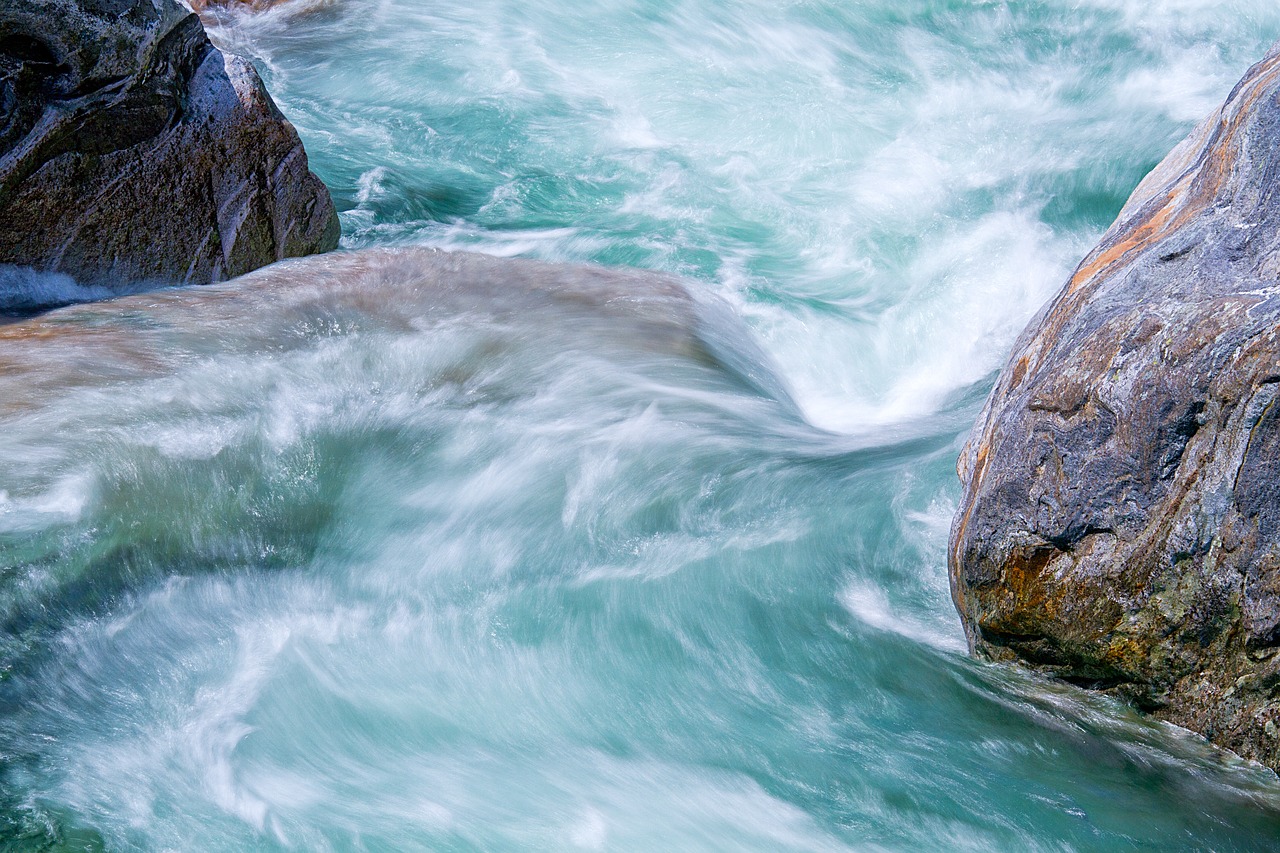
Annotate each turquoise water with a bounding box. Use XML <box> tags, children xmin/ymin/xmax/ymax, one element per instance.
<box><xmin>5</xmin><ymin>0</ymin><xmax>1280</xmax><ymax>848</ymax></box>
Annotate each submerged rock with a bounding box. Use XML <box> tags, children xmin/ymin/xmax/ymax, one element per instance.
<box><xmin>950</xmin><ymin>43</ymin><xmax>1280</xmax><ymax>771</ymax></box>
<box><xmin>186</xmin><ymin>0</ymin><xmax>301</xmax><ymax>14</ymax></box>
<box><xmin>0</xmin><ymin>0</ymin><xmax>339</xmax><ymax>294</ymax></box>
<box><xmin>0</xmin><ymin>248</ymin><xmax>750</xmax><ymax>412</ymax></box>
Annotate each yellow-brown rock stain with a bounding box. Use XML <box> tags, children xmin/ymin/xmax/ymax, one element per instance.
<box><xmin>981</xmin><ymin>543</ymin><xmax>1061</xmax><ymax>637</ymax></box>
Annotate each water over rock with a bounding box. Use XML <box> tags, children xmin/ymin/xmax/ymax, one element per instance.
<box><xmin>186</xmin><ymin>0</ymin><xmax>298</xmax><ymax>12</ymax></box>
<box><xmin>0</xmin><ymin>0</ymin><xmax>339</xmax><ymax>295</ymax></box>
<box><xmin>0</xmin><ymin>247</ymin><xmax>748</xmax><ymax>413</ymax></box>
<box><xmin>950</xmin><ymin>43</ymin><xmax>1280</xmax><ymax>771</ymax></box>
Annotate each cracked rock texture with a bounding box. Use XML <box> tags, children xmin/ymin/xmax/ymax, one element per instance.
<box><xmin>0</xmin><ymin>0</ymin><xmax>339</xmax><ymax>291</ymax></box>
<box><xmin>950</xmin><ymin>42</ymin><xmax>1280</xmax><ymax>772</ymax></box>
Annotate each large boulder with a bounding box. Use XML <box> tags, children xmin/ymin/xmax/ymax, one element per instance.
<box><xmin>0</xmin><ymin>0</ymin><xmax>339</xmax><ymax>292</ymax></box>
<box><xmin>950</xmin><ymin>43</ymin><xmax>1280</xmax><ymax>771</ymax></box>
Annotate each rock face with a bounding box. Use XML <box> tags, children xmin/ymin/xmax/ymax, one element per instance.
<box><xmin>0</xmin><ymin>0</ymin><xmax>339</xmax><ymax>292</ymax></box>
<box><xmin>950</xmin><ymin>43</ymin><xmax>1280</xmax><ymax>771</ymax></box>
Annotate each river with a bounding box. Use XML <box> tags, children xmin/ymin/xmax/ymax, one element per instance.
<box><xmin>3</xmin><ymin>0</ymin><xmax>1280</xmax><ymax>848</ymax></box>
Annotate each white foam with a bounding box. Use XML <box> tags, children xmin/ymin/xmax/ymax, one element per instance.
<box><xmin>354</xmin><ymin>165</ymin><xmax>390</xmax><ymax>205</ymax></box>
<box><xmin>1115</xmin><ymin>44</ymin><xmax>1235</xmax><ymax>123</ymax></box>
<box><xmin>150</xmin><ymin>418</ymin><xmax>244</xmax><ymax>460</ymax></box>
<box><xmin>568</xmin><ymin>807</ymin><xmax>609</xmax><ymax>849</ymax></box>
<box><xmin>839</xmin><ymin>582</ymin><xmax>966</xmax><ymax>653</ymax></box>
<box><xmin>0</xmin><ymin>473</ymin><xmax>93</xmax><ymax>532</ymax></box>
<box><xmin>0</xmin><ymin>265</ymin><xmax>120</xmax><ymax>312</ymax></box>
<box><xmin>609</xmin><ymin>111</ymin><xmax>665</xmax><ymax>151</ymax></box>
<box><xmin>752</xmin><ymin>208</ymin><xmax>1081</xmax><ymax>434</ymax></box>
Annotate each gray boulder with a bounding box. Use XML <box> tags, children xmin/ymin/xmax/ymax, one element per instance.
<box><xmin>950</xmin><ymin>43</ymin><xmax>1280</xmax><ymax>771</ymax></box>
<box><xmin>0</xmin><ymin>0</ymin><xmax>338</xmax><ymax>293</ymax></box>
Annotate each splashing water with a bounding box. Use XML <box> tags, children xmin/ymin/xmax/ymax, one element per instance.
<box><xmin>4</xmin><ymin>0</ymin><xmax>1280</xmax><ymax>849</ymax></box>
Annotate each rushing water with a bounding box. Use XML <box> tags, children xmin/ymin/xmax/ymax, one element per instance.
<box><xmin>4</xmin><ymin>0</ymin><xmax>1280</xmax><ymax>849</ymax></box>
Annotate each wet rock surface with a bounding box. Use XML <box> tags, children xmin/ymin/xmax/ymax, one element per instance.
<box><xmin>0</xmin><ymin>0</ymin><xmax>338</xmax><ymax>293</ymax></box>
<box><xmin>950</xmin><ymin>43</ymin><xmax>1280</xmax><ymax>771</ymax></box>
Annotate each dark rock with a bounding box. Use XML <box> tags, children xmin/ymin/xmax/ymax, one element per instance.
<box><xmin>950</xmin><ymin>42</ymin><xmax>1280</xmax><ymax>771</ymax></box>
<box><xmin>0</xmin><ymin>0</ymin><xmax>339</xmax><ymax>293</ymax></box>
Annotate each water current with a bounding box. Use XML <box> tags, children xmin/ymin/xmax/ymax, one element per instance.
<box><xmin>5</xmin><ymin>0</ymin><xmax>1280</xmax><ymax>849</ymax></box>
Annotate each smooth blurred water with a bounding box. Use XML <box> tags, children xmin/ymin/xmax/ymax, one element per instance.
<box><xmin>4</xmin><ymin>0</ymin><xmax>1280</xmax><ymax>849</ymax></box>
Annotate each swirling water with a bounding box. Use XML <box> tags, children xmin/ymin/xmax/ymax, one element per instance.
<box><xmin>5</xmin><ymin>0</ymin><xmax>1280</xmax><ymax>849</ymax></box>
